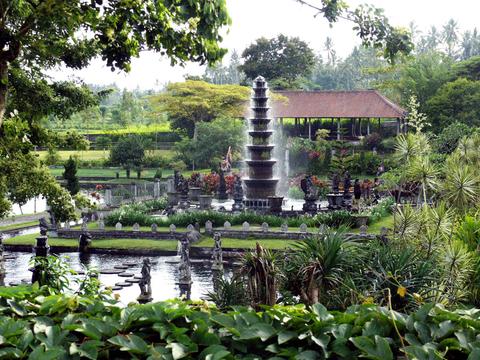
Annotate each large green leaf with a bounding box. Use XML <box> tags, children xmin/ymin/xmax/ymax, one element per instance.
<box><xmin>278</xmin><ymin>330</ymin><xmax>297</xmax><ymax>344</ymax></box>
<box><xmin>238</xmin><ymin>323</ymin><xmax>276</xmax><ymax>341</ymax></box>
<box><xmin>199</xmin><ymin>344</ymin><xmax>231</xmax><ymax>360</ymax></box>
<box><xmin>350</xmin><ymin>335</ymin><xmax>393</xmax><ymax>360</ymax></box>
<box><xmin>69</xmin><ymin>340</ymin><xmax>103</xmax><ymax>360</ymax></box>
<box><xmin>108</xmin><ymin>334</ymin><xmax>149</xmax><ymax>354</ymax></box>
<box><xmin>312</xmin><ymin>303</ymin><xmax>334</xmax><ymax>322</ymax></box>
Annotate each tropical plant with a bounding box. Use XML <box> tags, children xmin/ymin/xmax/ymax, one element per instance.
<box><xmin>361</xmin><ymin>240</ymin><xmax>437</xmax><ymax>311</ymax></box>
<box><xmin>441</xmin><ymin>161</ymin><xmax>478</xmax><ymax>212</ymax></box>
<box><xmin>204</xmin><ymin>275</ymin><xmax>248</xmax><ymax>311</ymax></box>
<box><xmin>283</xmin><ymin>227</ymin><xmax>357</xmax><ymax>305</ymax></box>
<box><xmin>240</xmin><ymin>244</ymin><xmax>280</xmax><ymax>308</ymax></box>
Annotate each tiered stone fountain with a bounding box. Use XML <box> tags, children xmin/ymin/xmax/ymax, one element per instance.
<box><xmin>243</xmin><ymin>76</ymin><xmax>281</xmax><ymax>210</ymax></box>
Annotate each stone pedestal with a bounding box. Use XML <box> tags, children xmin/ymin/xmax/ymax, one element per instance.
<box><xmin>217</xmin><ymin>171</ymin><xmax>228</xmax><ymax>200</ymax></box>
<box><xmin>199</xmin><ymin>195</ymin><xmax>213</xmax><ymax>210</ymax></box>
<box><xmin>268</xmin><ymin>196</ymin><xmax>284</xmax><ymax>214</ymax></box>
<box><xmin>327</xmin><ymin>193</ymin><xmax>344</xmax><ymax>209</ymax></box>
<box><xmin>188</xmin><ymin>187</ymin><xmax>202</xmax><ymax>202</ymax></box>
<box><xmin>153</xmin><ymin>180</ymin><xmax>161</xmax><ymax>198</ymax></box>
<box><xmin>31</xmin><ymin>235</ymin><xmax>50</xmax><ymax>284</ymax></box>
<box><xmin>167</xmin><ymin>192</ymin><xmax>179</xmax><ymax>207</ymax></box>
<box><xmin>104</xmin><ymin>188</ymin><xmax>112</xmax><ymax>206</ymax></box>
<box><xmin>302</xmin><ymin>198</ymin><xmax>318</xmax><ymax>213</ymax></box>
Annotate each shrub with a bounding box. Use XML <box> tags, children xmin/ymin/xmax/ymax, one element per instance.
<box><xmin>362</xmin><ymin>132</ymin><xmax>382</xmax><ymax>150</ymax></box>
<box><xmin>105</xmin><ymin>209</ymin><xmax>354</xmax><ymax>228</ymax></box>
<box><xmin>3</xmin><ymin>284</ymin><xmax>480</xmax><ymax>359</ymax></box>
<box><xmin>379</xmin><ymin>137</ymin><xmax>396</xmax><ymax>152</ymax></box>
<box><xmin>63</xmin><ymin>156</ymin><xmax>80</xmax><ymax>195</ymax></box>
<box><xmin>288</xmin><ymin>186</ymin><xmax>304</xmax><ymax>199</ymax></box>
<box><xmin>143</xmin><ymin>154</ymin><xmax>169</xmax><ymax>168</ymax></box>
<box><xmin>44</xmin><ymin>148</ymin><xmax>61</xmax><ymax>165</ymax></box>
<box><xmin>350</xmin><ymin>151</ymin><xmax>382</xmax><ymax>175</ymax></box>
<box><xmin>154</xmin><ymin>169</ymin><xmax>162</xmax><ymax>179</ymax></box>
<box><xmin>434</xmin><ymin>122</ymin><xmax>473</xmax><ymax>154</ymax></box>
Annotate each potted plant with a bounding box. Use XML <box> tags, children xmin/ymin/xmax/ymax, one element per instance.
<box><xmin>199</xmin><ymin>173</ymin><xmax>219</xmax><ymax>209</ymax></box>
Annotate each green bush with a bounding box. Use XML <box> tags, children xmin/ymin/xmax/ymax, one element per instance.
<box><xmin>105</xmin><ymin>208</ymin><xmax>355</xmax><ymax>228</ymax></box>
<box><xmin>350</xmin><ymin>151</ymin><xmax>382</xmax><ymax>175</ymax></box>
<box><xmin>434</xmin><ymin>122</ymin><xmax>473</xmax><ymax>154</ymax></box>
<box><xmin>379</xmin><ymin>137</ymin><xmax>396</xmax><ymax>153</ymax></box>
<box><xmin>288</xmin><ymin>186</ymin><xmax>304</xmax><ymax>199</ymax></box>
<box><xmin>2</xmin><ymin>284</ymin><xmax>480</xmax><ymax>359</ymax></box>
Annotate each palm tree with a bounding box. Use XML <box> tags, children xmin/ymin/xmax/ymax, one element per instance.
<box><xmin>442</xmin><ymin>19</ymin><xmax>459</xmax><ymax>58</ymax></box>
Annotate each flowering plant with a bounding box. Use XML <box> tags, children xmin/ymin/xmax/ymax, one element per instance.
<box><xmin>203</xmin><ymin>173</ymin><xmax>219</xmax><ymax>194</ymax></box>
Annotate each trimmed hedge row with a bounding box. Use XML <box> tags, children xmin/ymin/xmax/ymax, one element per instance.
<box><xmin>105</xmin><ymin>210</ymin><xmax>356</xmax><ymax>229</ymax></box>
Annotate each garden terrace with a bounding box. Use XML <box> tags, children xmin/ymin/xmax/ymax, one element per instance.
<box><xmin>271</xmin><ymin>90</ymin><xmax>407</xmax><ymax>140</ymax></box>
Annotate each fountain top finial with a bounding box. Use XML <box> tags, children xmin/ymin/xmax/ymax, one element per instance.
<box><xmin>253</xmin><ymin>76</ymin><xmax>266</xmax><ymax>88</ymax></box>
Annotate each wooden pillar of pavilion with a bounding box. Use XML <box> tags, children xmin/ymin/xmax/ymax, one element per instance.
<box><xmin>366</xmin><ymin>118</ymin><xmax>370</xmax><ymax>135</ymax></box>
<box><xmin>308</xmin><ymin>118</ymin><xmax>312</xmax><ymax>140</ymax></box>
<box><xmin>337</xmin><ymin>118</ymin><xmax>341</xmax><ymax>140</ymax></box>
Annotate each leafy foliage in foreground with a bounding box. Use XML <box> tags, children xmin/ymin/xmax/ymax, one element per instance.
<box><xmin>1</xmin><ymin>285</ymin><xmax>480</xmax><ymax>359</ymax></box>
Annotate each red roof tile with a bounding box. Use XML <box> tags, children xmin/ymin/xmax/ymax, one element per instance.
<box><xmin>271</xmin><ymin>90</ymin><xmax>406</xmax><ymax>119</ymax></box>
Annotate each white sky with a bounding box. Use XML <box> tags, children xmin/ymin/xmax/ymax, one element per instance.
<box><xmin>51</xmin><ymin>0</ymin><xmax>480</xmax><ymax>90</ymax></box>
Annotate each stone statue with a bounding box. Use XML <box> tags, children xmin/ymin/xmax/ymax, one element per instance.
<box><xmin>173</xmin><ymin>170</ymin><xmax>180</xmax><ymax>191</ymax></box>
<box><xmin>301</xmin><ymin>175</ymin><xmax>318</xmax><ymax>213</ymax></box>
<box><xmin>220</xmin><ymin>146</ymin><xmax>232</xmax><ymax>173</ymax></box>
<box><xmin>78</xmin><ymin>232</ymin><xmax>92</xmax><ymax>253</ymax></box>
<box><xmin>212</xmin><ymin>232</ymin><xmax>223</xmax><ymax>271</ymax></box>
<box><xmin>332</xmin><ymin>173</ymin><xmax>340</xmax><ymax>193</ymax></box>
<box><xmin>301</xmin><ymin>175</ymin><xmax>318</xmax><ymax>201</ymax></box>
<box><xmin>343</xmin><ymin>171</ymin><xmax>351</xmax><ymax>195</ymax></box>
<box><xmin>177</xmin><ymin>174</ymin><xmax>189</xmax><ymax>196</ymax></box>
<box><xmin>178</xmin><ymin>237</ymin><xmax>192</xmax><ymax>285</ymax></box>
<box><xmin>233</xmin><ymin>175</ymin><xmax>244</xmax><ymax>200</ymax></box>
<box><xmin>217</xmin><ymin>169</ymin><xmax>228</xmax><ymax>200</ymax></box>
<box><xmin>39</xmin><ymin>218</ymin><xmax>49</xmax><ymax>236</ymax></box>
<box><xmin>137</xmin><ymin>258</ymin><xmax>152</xmax><ymax>303</ymax></box>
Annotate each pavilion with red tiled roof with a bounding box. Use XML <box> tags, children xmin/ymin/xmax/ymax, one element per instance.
<box><xmin>271</xmin><ymin>90</ymin><xmax>407</xmax><ymax>140</ymax></box>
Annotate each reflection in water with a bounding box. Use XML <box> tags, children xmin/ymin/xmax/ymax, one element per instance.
<box><xmin>79</xmin><ymin>253</ymin><xmax>91</xmax><ymax>267</ymax></box>
<box><xmin>3</xmin><ymin>251</ymin><xmax>232</xmax><ymax>304</ymax></box>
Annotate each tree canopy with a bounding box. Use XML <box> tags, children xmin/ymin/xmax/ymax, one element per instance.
<box><xmin>0</xmin><ymin>0</ymin><xmax>230</xmax><ymax>219</ymax></box>
<box><xmin>240</xmin><ymin>35</ymin><xmax>316</xmax><ymax>88</ymax></box>
<box><xmin>150</xmin><ymin>80</ymin><xmax>250</xmax><ymax>137</ymax></box>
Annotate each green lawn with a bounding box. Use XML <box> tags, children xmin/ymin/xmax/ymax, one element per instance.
<box><xmin>5</xmin><ymin>233</ymin><xmax>296</xmax><ymax>250</ymax></box>
<box><xmin>37</xmin><ymin>149</ymin><xmax>174</xmax><ymax>162</ymax></box>
<box><xmin>49</xmin><ymin>167</ymin><xmax>212</xmax><ymax>179</ymax></box>
<box><xmin>72</xmin><ymin>123</ymin><xmax>172</xmax><ymax>135</ymax></box>
<box><xmin>0</xmin><ymin>221</ymin><xmax>39</xmax><ymax>232</ymax></box>
<box><xmin>4</xmin><ymin>234</ymin><xmax>178</xmax><ymax>251</ymax></box>
<box><xmin>193</xmin><ymin>237</ymin><xmax>297</xmax><ymax>249</ymax></box>
<box><xmin>351</xmin><ymin>215</ymin><xmax>394</xmax><ymax>234</ymax></box>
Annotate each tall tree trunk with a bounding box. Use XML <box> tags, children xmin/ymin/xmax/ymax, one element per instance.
<box><xmin>0</xmin><ymin>61</ymin><xmax>8</xmax><ymax>127</ymax></box>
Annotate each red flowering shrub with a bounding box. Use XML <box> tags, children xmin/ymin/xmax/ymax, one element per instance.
<box><xmin>188</xmin><ymin>172</ymin><xmax>203</xmax><ymax>187</ymax></box>
<box><xmin>203</xmin><ymin>173</ymin><xmax>219</xmax><ymax>194</ymax></box>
